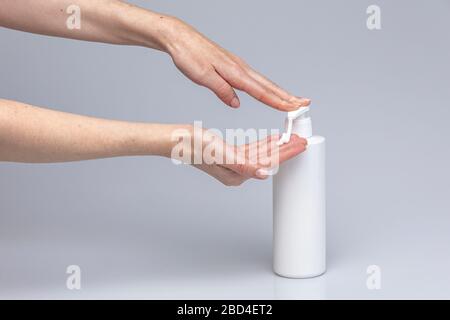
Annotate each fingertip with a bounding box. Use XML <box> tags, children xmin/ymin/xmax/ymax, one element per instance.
<box><xmin>301</xmin><ymin>137</ymin><xmax>308</xmax><ymax>146</ymax></box>
<box><xmin>282</xmin><ymin>97</ymin><xmax>311</xmax><ymax>111</ymax></box>
<box><xmin>230</xmin><ymin>96</ymin><xmax>240</xmax><ymax>108</ymax></box>
<box><xmin>255</xmin><ymin>168</ymin><xmax>270</xmax><ymax>179</ymax></box>
<box><xmin>299</xmin><ymin>142</ymin><xmax>307</xmax><ymax>152</ymax></box>
<box><xmin>280</xmin><ymin>101</ymin><xmax>300</xmax><ymax>112</ymax></box>
<box><xmin>289</xmin><ymin>96</ymin><xmax>311</xmax><ymax>104</ymax></box>
<box><xmin>284</xmin><ymin>135</ymin><xmax>307</xmax><ymax>157</ymax></box>
<box><xmin>300</xmin><ymin>97</ymin><xmax>311</xmax><ymax>106</ymax></box>
<box><xmin>290</xmin><ymin>134</ymin><xmax>308</xmax><ymax>146</ymax></box>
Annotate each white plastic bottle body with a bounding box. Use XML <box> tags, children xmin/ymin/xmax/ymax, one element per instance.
<box><xmin>273</xmin><ymin>133</ymin><xmax>326</xmax><ymax>278</ymax></box>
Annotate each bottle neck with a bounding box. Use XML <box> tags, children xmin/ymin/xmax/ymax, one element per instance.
<box><xmin>289</xmin><ymin>117</ymin><xmax>312</xmax><ymax>138</ymax></box>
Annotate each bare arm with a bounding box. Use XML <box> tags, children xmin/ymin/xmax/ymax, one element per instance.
<box><xmin>0</xmin><ymin>0</ymin><xmax>171</xmax><ymax>50</ymax></box>
<box><xmin>0</xmin><ymin>1</ymin><xmax>308</xmax><ymax>184</ymax></box>
<box><xmin>0</xmin><ymin>99</ymin><xmax>306</xmax><ymax>185</ymax></box>
<box><xmin>0</xmin><ymin>0</ymin><xmax>310</xmax><ymax>111</ymax></box>
<box><xmin>0</xmin><ymin>99</ymin><xmax>177</xmax><ymax>162</ymax></box>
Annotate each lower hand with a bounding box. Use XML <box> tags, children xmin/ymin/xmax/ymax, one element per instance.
<box><xmin>170</xmin><ymin>126</ymin><xmax>307</xmax><ymax>186</ymax></box>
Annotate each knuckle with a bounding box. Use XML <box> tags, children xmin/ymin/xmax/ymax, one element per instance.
<box><xmin>227</xmin><ymin>62</ymin><xmax>245</xmax><ymax>77</ymax></box>
<box><xmin>194</xmin><ymin>67</ymin><xmax>213</xmax><ymax>85</ymax></box>
<box><xmin>254</xmin><ymin>89</ymin><xmax>269</xmax><ymax>102</ymax></box>
<box><xmin>233</xmin><ymin>66</ymin><xmax>246</xmax><ymax>78</ymax></box>
<box><xmin>229</xmin><ymin>52</ymin><xmax>248</xmax><ymax>67</ymax></box>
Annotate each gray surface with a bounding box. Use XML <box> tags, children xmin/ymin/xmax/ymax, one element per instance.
<box><xmin>0</xmin><ymin>0</ymin><xmax>449</xmax><ymax>299</ymax></box>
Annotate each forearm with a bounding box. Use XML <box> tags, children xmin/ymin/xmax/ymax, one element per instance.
<box><xmin>0</xmin><ymin>99</ymin><xmax>180</xmax><ymax>163</ymax></box>
<box><xmin>0</xmin><ymin>0</ymin><xmax>176</xmax><ymax>52</ymax></box>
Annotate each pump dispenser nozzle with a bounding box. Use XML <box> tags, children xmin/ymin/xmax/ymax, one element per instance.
<box><xmin>277</xmin><ymin>107</ymin><xmax>312</xmax><ymax>145</ymax></box>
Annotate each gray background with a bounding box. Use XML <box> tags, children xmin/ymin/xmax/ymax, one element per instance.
<box><xmin>1</xmin><ymin>0</ymin><xmax>449</xmax><ymax>299</ymax></box>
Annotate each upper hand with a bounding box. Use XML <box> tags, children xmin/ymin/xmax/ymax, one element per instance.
<box><xmin>164</xmin><ymin>18</ymin><xmax>311</xmax><ymax>111</ymax></box>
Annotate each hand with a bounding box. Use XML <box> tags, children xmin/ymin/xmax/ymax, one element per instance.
<box><xmin>170</xmin><ymin>126</ymin><xmax>307</xmax><ymax>186</ymax></box>
<box><xmin>0</xmin><ymin>1</ymin><xmax>310</xmax><ymax>111</ymax></box>
<box><xmin>0</xmin><ymin>100</ymin><xmax>306</xmax><ymax>186</ymax></box>
<box><xmin>165</xmin><ymin>18</ymin><xmax>311</xmax><ymax>111</ymax></box>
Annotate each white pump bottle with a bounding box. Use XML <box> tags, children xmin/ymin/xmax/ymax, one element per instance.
<box><xmin>273</xmin><ymin>107</ymin><xmax>326</xmax><ymax>278</ymax></box>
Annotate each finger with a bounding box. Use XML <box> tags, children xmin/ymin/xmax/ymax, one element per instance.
<box><xmin>222</xmin><ymin>155</ymin><xmax>261</xmax><ymax>180</ymax></box>
<box><xmin>246</xmin><ymin>68</ymin><xmax>310</xmax><ymax>106</ymax></box>
<box><xmin>245</xmin><ymin>134</ymin><xmax>281</xmax><ymax>162</ymax></box>
<box><xmin>203</xmin><ymin>70</ymin><xmax>240</xmax><ymax>108</ymax></box>
<box><xmin>229</xmin><ymin>53</ymin><xmax>311</xmax><ymax>107</ymax></box>
<box><xmin>216</xmin><ymin>65</ymin><xmax>304</xmax><ymax>111</ymax></box>
<box><xmin>223</xmin><ymin>134</ymin><xmax>307</xmax><ymax>179</ymax></box>
<box><xmin>274</xmin><ymin>134</ymin><xmax>308</xmax><ymax>165</ymax></box>
<box><xmin>223</xmin><ymin>135</ymin><xmax>277</xmax><ymax>179</ymax></box>
<box><xmin>234</xmin><ymin>134</ymin><xmax>306</xmax><ymax>176</ymax></box>
<box><xmin>248</xmin><ymin>135</ymin><xmax>307</xmax><ymax>178</ymax></box>
<box><xmin>244</xmin><ymin>134</ymin><xmax>279</xmax><ymax>154</ymax></box>
<box><xmin>237</xmin><ymin>135</ymin><xmax>278</xmax><ymax>169</ymax></box>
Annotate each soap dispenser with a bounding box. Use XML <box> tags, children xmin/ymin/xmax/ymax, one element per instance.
<box><xmin>273</xmin><ymin>106</ymin><xmax>326</xmax><ymax>278</ymax></box>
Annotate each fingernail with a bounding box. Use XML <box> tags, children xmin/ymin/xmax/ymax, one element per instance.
<box><xmin>230</xmin><ymin>97</ymin><xmax>240</xmax><ymax>108</ymax></box>
<box><xmin>256</xmin><ymin>168</ymin><xmax>270</xmax><ymax>179</ymax></box>
<box><xmin>298</xmin><ymin>98</ymin><xmax>311</xmax><ymax>106</ymax></box>
<box><xmin>289</xmin><ymin>96</ymin><xmax>310</xmax><ymax>105</ymax></box>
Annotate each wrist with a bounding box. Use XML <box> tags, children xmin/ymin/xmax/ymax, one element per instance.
<box><xmin>129</xmin><ymin>123</ymin><xmax>193</xmax><ymax>159</ymax></box>
<box><xmin>159</xmin><ymin>124</ymin><xmax>194</xmax><ymax>159</ymax></box>
<box><xmin>112</xmin><ymin>2</ymin><xmax>180</xmax><ymax>53</ymax></box>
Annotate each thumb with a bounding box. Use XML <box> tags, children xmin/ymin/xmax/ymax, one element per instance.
<box><xmin>204</xmin><ymin>72</ymin><xmax>240</xmax><ymax>108</ymax></box>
